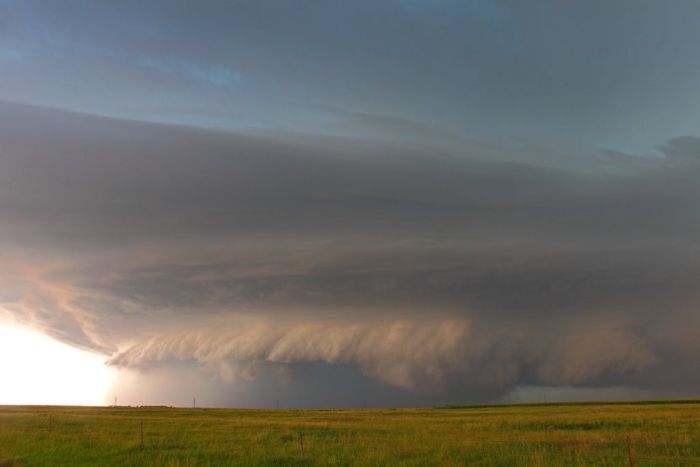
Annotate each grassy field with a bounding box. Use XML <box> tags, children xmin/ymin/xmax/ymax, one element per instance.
<box><xmin>1</xmin><ymin>400</ymin><xmax>700</xmax><ymax>466</ymax></box>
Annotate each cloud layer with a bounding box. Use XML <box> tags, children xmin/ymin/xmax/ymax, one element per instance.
<box><xmin>2</xmin><ymin>101</ymin><xmax>700</xmax><ymax>404</ymax></box>
<box><xmin>5</xmin><ymin>0</ymin><xmax>700</xmax><ymax>151</ymax></box>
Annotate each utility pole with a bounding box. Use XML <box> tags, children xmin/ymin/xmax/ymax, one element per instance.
<box><xmin>193</xmin><ymin>397</ymin><xmax>196</xmax><ymax>409</ymax></box>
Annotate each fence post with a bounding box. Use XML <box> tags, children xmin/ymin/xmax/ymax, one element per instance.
<box><xmin>299</xmin><ymin>431</ymin><xmax>304</xmax><ymax>454</ymax></box>
<box><xmin>626</xmin><ymin>434</ymin><xmax>634</xmax><ymax>467</ymax></box>
<box><xmin>140</xmin><ymin>421</ymin><xmax>144</xmax><ymax>448</ymax></box>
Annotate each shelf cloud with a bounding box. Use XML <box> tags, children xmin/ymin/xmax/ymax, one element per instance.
<box><xmin>2</xmin><ymin>101</ymin><xmax>700</xmax><ymax>404</ymax></box>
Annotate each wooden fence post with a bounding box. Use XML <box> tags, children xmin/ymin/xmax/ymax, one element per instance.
<box><xmin>626</xmin><ymin>434</ymin><xmax>634</xmax><ymax>467</ymax></box>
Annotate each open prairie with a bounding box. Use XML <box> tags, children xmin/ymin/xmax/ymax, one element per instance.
<box><xmin>1</xmin><ymin>400</ymin><xmax>700</xmax><ymax>466</ymax></box>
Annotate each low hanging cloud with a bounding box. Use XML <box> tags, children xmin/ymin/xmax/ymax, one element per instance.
<box><xmin>2</xmin><ymin>101</ymin><xmax>700</xmax><ymax>404</ymax></box>
<box><xmin>108</xmin><ymin>318</ymin><xmax>471</xmax><ymax>389</ymax></box>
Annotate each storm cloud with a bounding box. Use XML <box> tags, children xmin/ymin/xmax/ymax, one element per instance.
<box><xmin>1</xmin><ymin>100</ymin><xmax>700</xmax><ymax>404</ymax></box>
<box><xmin>3</xmin><ymin>0</ymin><xmax>700</xmax><ymax>406</ymax></box>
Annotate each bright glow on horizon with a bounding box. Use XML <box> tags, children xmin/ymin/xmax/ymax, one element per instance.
<box><xmin>0</xmin><ymin>320</ymin><xmax>117</xmax><ymax>406</ymax></box>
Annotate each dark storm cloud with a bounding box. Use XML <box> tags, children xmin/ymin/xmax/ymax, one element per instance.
<box><xmin>2</xmin><ymin>101</ymin><xmax>700</xmax><ymax>403</ymax></box>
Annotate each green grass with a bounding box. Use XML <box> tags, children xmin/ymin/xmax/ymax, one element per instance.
<box><xmin>1</xmin><ymin>400</ymin><xmax>700</xmax><ymax>465</ymax></box>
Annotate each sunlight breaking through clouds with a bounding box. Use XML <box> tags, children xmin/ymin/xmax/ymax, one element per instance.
<box><xmin>0</xmin><ymin>320</ymin><xmax>116</xmax><ymax>406</ymax></box>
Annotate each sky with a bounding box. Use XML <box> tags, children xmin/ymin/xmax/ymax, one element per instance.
<box><xmin>1</xmin><ymin>0</ymin><xmax>700</xmax><ymax>407</ymax></box>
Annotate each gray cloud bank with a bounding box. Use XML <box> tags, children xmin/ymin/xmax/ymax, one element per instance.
<box><xmin>5</xmin><ymin>0</ymin><xmax>700</xmax><ymax>151</ymax></box>
<box><xmin>2</xmin><ymin>101</ymin><xmax>700</xmax><ymax>404</ymax></box>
